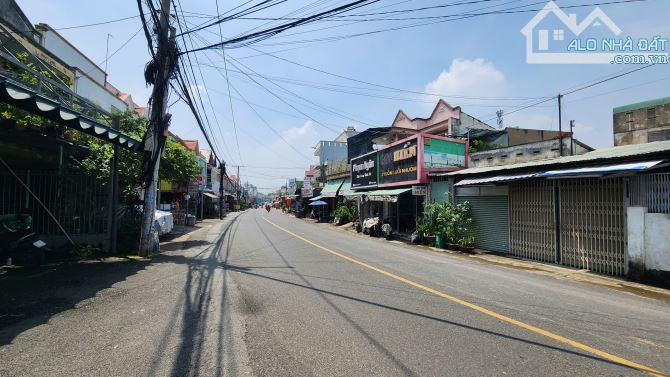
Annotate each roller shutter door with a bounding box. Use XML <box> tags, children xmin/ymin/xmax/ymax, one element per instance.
<box><xmin>457</xmin><ymin>195</ymin><xmax>509</xmax><ymax>253</ymax></box>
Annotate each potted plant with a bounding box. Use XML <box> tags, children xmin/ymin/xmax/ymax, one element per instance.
<box><xmin>453</xmin><ymin>201</ymin><xmax>476</xmax><ymax>253</ymax></box>
<box><xmin>459</xmin><ymin>235</ymin><xmax>476</xmax><ymax>253</ymax></box>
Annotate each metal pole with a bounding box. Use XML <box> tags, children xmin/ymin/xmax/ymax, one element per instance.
<box><xmin>557</xmin><ymin>94</ymin><xmax>563</xmax><ymax>157</ymax></box>
<box><xmin>219</xmin><ymin>162</ymin><xmax>225</xmax><ymax>219</ymax></box>
<box><xmin>570</xmin><ymin>120</ymin><xmax>575</xmax><ymax>156</ymax></box>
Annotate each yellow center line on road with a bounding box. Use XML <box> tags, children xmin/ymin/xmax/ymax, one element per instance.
<box><xmin>262</xmin><ymin>215</ymin><xmax>666</xmax><ymax>377</ymax></box>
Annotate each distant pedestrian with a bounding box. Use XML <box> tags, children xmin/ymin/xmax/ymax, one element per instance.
<box><xmin>265</xmin><ymin>204</ymin><xmax>271</xmax><ymax>213</ymax></box>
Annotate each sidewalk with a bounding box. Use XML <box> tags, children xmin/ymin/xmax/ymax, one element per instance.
<box><xmin>308</xmin><ymin>218</ymin><xmax>670</xmax><ymax>303</ymax></box>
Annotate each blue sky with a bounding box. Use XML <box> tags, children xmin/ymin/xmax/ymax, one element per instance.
<box><xmin>16</xmin><ymin>0</ymin><xmax>670</xmax><ymax>192</ymax></box>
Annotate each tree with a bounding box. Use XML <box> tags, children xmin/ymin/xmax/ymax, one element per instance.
<box><xmin>77</xmin><ymin>110</ymin><xmax>199</xmax><ymax>203</ymax></box>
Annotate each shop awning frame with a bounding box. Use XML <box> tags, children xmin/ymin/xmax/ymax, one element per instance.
<box><xmin>0</xmin><ymin>76</ymin><xmax>141</xmax><ymax>151</ymax></box>
<box><xmin>364</xmin><ymin>187</ymin><xmax>411</xmax><ymax>203</ymax></box>
<box><xmin>319</xmin><ymin>179</ymin><xmax>345</xmax><ymax>198</ymax></box>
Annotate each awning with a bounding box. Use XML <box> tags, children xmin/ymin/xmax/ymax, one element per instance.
<box><xmin>455</xmin><ymin>174</ymin><xmax>537</xmax><ymax>186</ymax></box>
<box><xmin>339</xmin><ymin>178</ymin><xmax>354</xmax><ymax>197</ymax></box>
<box><xmin>0</xmin><ymin>77</ymin><xmax>141</xmax><ymax>151</ymax></box>
<box><xmin>202</xmin><ymin>192</ymin><xmax>219</xmax><ymax>199</ymax></box>
<box><xmin>537</xmin><ymin>160</ymin><xmax>664</xmax><ymax>178</ymax></box>
<box><xmin>365</xmin><ymin>187</ymin><xmax>411</xmax><ymax>203</ymax></box>
<box><xmin>320</xmin><ymin>179</ymin><xmax>344</xmax><ymax>198</ymax></box>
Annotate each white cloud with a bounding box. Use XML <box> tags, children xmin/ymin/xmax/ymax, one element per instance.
<box><xmin>281</xmin><ymin>120</ymin><xmax>317</xmax><ymax>142</ymax></box>
<box><xmin>424</xmin><ymin>58</ymin><xmax>506</xmax><ymax>97</ymax></box>
<box><xmin>188</xmin><ymin>84</ymin><xmax>205</xmax><ymax>101</ymax></box>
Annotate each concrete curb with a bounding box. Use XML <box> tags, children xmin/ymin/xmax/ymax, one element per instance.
<box><xmin>307</xmin><ymin>218</ymin><xmax>670</xmax><ymax>302</ymax></box>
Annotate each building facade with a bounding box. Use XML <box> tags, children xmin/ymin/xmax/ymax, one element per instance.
<box><xmin>613</xmin><ymin>96</ymin><xmax>670</xmax><ymax>146</ymax></box>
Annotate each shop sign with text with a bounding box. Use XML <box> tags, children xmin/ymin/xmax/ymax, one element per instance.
<box><xmin>351</xmin><ymin>151</ymin><xmax>379</xmax><ymax>188</ymax></box>
<box><xmin>380</xmin><ymin>138</ymin><xmax>418</xmax><ymax>184</ymax></box>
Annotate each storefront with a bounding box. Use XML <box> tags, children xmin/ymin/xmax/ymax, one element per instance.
<box><xmin>350</xmin><ymin>134</ymin><xmax>467</xmax><ymax>233</ymax></box>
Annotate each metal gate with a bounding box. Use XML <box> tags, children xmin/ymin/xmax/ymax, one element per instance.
<box><xmin>509</xmin><ymin>178</ymin><xmax>626</xmax><ymax>276</ymax></box>
<box><xmin>629</xmin><ymin>173</ymin><xmax>670</xmax><ymax>214</ymax></box>
<box><xmin>559</xmin><ymin>178</ymin><xmax>625</xmax><ymax>276</ymax></box>
<box><xmin>509</xmin><ymin>181</ymin><xmax>556</xmax><ymax>262</ymax></box>
<box><xmin>457</xmin><ymin>196</ymin><xmax>509</xmax><ymax>253</ymax></box>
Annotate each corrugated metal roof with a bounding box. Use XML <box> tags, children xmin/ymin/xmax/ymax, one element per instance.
<box><xmin>613</xmin><ymin>96</ymin><xmax>670</xmax><ymax>114</ymax></box>
<box><xmin>455</xmin><ymin>174</ymin><xmax>536</xmax><ymax>186</ymax></box>
<box><xmin>537</xmin><ymin>160</ymin><xmax>664</xmax><ymax>177</ymax></box>
<box><xmin>440</xmin><ymin>140</ymin><xmax>670</xmax><ymax>177</ymax></box>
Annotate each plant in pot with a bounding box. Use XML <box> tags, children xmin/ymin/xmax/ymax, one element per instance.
<box><xmin>421</xmin><ymin>201</ymin><xmax>442</xmax><ymax>246</ymax></box>
<box><xmin>459</xmin><ymin>235</ymin><xmax>476</xmax><ymax>253</ymax></box>
<box><xmin>454</xmin><ymin>201</ymin><xmax>476</xmax><ymax>253</ymax></box>
<box><xmin>332</xmin><ymin>204</ymin><xmax>352</xmax><ymax>225</ymax></box>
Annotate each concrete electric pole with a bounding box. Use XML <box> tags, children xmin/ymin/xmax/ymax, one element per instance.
<box><xmin>138</xmin><ymin>0</ymin><xmax>176</xmax><ymax>257</ymax></box>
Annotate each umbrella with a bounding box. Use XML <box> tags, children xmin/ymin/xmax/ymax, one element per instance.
<box><xmin>309</xmin><ymin>200</ymin><xmax>327</xmax><ymax>206</ymax></box>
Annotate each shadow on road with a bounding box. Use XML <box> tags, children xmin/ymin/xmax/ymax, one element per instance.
<box><xmin>146</xmin><ymin>214</ymin><xmax>241</xmax><ymax>377</ymax></box>
<box><xmin>0</xmin><ymin>258</ymin><xmax>151</xmax><ymax>346</ymax></box>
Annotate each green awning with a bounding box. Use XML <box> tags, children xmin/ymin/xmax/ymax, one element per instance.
<box><xmin>320</xmin><ymin>179</ymin><xmax>344</xmax><ymax>198</ymax></box>
<box><xmin>339</xmin><ymin>178</ymin><xmax>354</xmax><ymax>197</ymax></box>
<box><xmin>365</xmin><ymin>187</ymin><xmax>411</xmax><ymax>202</ymax></box>
<box><xmin>0</xmin><ymin>78</ymin><xmax>141</xmax><ymax>151</ymax></box>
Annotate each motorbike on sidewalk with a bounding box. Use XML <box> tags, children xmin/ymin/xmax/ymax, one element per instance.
<box><xmin>0</xmin><ymin>213</ymin><xmax>49</xmax><ymax>267</ymax></box>
<box><xmin>381</xmin><ymin>218</ymin><xmax>393</xmax><ymax>240</ymax></box>
<box><xmin>362</xmin><ymin>216</ymin><xmax>381</xmax><ymax>237</ymax></box>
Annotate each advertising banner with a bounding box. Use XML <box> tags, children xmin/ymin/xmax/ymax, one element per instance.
<box><xmin>380</xmin><ymin>138</ymin><xmax>418</xmax><ymax>184</ymax></box>
<box><xmin>351</xmin><ymin>151</ymin><xmax>378</xmax><ymax>188</ymax></box>
<box><xmin>423</xmin><ymin>137</ymin><xmax>466</xmax><ymax>169</ymax></box>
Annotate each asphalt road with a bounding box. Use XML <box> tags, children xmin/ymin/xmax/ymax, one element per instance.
<box><xmin>1</xmin><ymin>209</ymin><xmax>669</xmax><ymax>376</ymax></box>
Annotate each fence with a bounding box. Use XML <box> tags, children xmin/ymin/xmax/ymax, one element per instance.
<box><xmin>0</xmin><ymin>170</ymin><xmax>109</xmax><ymax>235</ymax></box>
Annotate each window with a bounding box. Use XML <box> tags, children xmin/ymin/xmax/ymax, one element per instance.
<box><xmin>648</xmin><ymin>107</ymin><xmax>656</xmax><ymax>120</ymax></box>
<box><xmin>553</xmin><ymin>29</ymin><xmax>564</xmax><ymax>41</ymax></box>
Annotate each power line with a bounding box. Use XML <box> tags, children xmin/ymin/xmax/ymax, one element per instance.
<box><xmin>214</xmin><ymin>0</ymin><xmax>244</xmax><ymax>164</ymax></box>
<box><xmin>54</xmin><ymin>14</ymin><xmax>141</xmax><ymax>30</ymax></box>
<box><xmin>250</xmin><ymin>0</ymin><xmax>646</xmax><ymax>49</ymax></box>
<box><xmin>244</xmin><ymin>47</ymin><xmax>546</xmax><ymax>101</ymax></box>
<box><xmin>178</xmin><ymin>0</ymin><xmax>380</xmax><ymax>53</ymax></box>
<box><xmin>173</xmin><ymin>0</ymin><xmax>230</xmax><ymax>164</ymax></box>
<box><xmin>182</xmin><ymin>24</ymin><xmax>315</xmax><ymax>164</ymax></box>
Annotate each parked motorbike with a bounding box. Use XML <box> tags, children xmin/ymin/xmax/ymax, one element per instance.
<box><xmin>362</xmin><ymin>217</ymin><xmax>381</xmax><ymax>237</ymax></box>
<box><xmin>0</xmin><ymin>213</ymin><xmax>48</xmax><ymax>267</ymax></box>
<box><xmin>381</xmin><ymin>218</ymin><xmax>393</xmax><ymax>240</ymax></box>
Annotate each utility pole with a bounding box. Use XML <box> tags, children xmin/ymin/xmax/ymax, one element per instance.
<box><xmin>557</xmin><ymin>93</ymin><xmax>563</xmax><ymax>157</ymax></box>
<box><xmin>236</xmin><ymin>165</ymin><xmax>240</xmax><ymax>205</ymax></box>
<box><xmin>569</xmin><ymin>120</ymin><xmax>575</xmax><ymax>156</ymax></box>
<box><xmin>219</xmin><ymin>161</ymin><xmax>225</xmax><ymax>219</ymax></box>
<box><xmin>138</xmin><ymin>0</ymin><xmax>176</xmax><ymax>257</ymax></box>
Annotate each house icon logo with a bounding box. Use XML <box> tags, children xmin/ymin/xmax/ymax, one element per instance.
<box><xmin>521</xmin><ymin>1</ymin><xmax>668</xmax><ymax>64</ymax></box>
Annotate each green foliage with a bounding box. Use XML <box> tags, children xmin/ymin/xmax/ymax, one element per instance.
<box><xmin>416</xmin><ymin>193</ymin><xmax>477</xmax><ymax>247</ymax></box>
<box><xmin>468</xmin><ymin>138</ymin><xmax>504</xmax><ymax>154</ymax></box>
<box><xmin>76</xmin><ymin>111</ymin><xmax>199</xmax><ymax>203</ymax></box>
<box><xmin>117</xmin><ymin>208</ymin><xmax>142</xmax><ymax>253</ymax></box>
<box><xmin>332</xmin><ymin>204</ymin><xmax>354</xmax><ymax>220</ymax></box>
<box><xmin>1</xmin><ymin>52</ymin><xmax>73</xmax><ymax>129</ymax></box>
<box><xmin>71</xmin><ymin>244</ymin><xmax>100</xmax><ymax>259</ymax></box>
